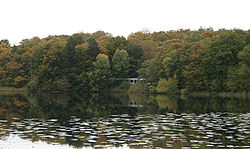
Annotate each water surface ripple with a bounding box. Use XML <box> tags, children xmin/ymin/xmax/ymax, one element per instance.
<box><xmin>0</xmin><ymin>112</ymin><xmax>249</xmax><ymax>148</ymax></box>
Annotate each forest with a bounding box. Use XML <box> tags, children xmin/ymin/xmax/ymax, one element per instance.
<box><xmin>0</xmin><ymin>28</ymin><xmax>249</xmax><ymax>93</ymax></box>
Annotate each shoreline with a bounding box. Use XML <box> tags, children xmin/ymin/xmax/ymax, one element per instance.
<box><xmin>189</xmin><ymin>91</ymin><xmax>249</xmax><ymax>99</ymax></box>
<box><xmin>0</xmin><ymin>87</ymin><xmax>249</xmax><ymax>99</ymax></box>
<box><xmin>0</xmin><ymin>87</ymin><xmax>28</xmax><ymax>93</ymax></box>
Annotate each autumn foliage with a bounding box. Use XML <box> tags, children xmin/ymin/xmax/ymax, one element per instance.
<box><xmin>0</xmin><ymin>28</ymin><xmax>249</xmax><ymax>92</ymax></box>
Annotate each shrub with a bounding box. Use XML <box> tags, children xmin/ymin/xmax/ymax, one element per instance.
<box><xmin>128</xmin><ymin>81</ymin><xmax>148</xmax><ymax>95</ymax></box>
<box><xmin>53</xmin><ymin>78</ymin><xmax>71</xmax><ymax>91</ymax></box>
<box><xmin>149</xmin><ymin>85</ymin><xmax>157</xmax><ymax>94</ymax></box>
<box><xmin>26</xmin><ymin>77</ymin><xmax>39</xmax><ymax>91</ymax></box>
<box><xmin>156</xmin><ymin>77</ymin><xmax>180</xmax><ymax>95</ymax></box>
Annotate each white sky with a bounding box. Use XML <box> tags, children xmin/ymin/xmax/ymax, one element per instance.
<box><xmin>1</xmin><ymin>0</ymin><xmax>249</xmax><ymax>45</ymax></box>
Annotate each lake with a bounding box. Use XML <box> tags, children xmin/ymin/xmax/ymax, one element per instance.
<box><xmin>0</xmin><ymin>92</ymin><xmax>249</xmax><ymax>148</ymax></box>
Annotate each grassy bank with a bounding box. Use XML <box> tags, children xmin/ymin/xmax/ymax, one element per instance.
<box><xmin>190</xmin><ymin>91</ymin><xmax>249</xmax><ymax>99</ymax></box>
<box><xmin>0</xmin><ymin>87</ymin><xmax>28</xmax><ymax>92</ymax></box>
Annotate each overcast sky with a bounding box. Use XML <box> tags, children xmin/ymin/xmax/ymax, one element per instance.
<box><xmin>1</xmin><ymin>0</ymin><xmax>249</xmax><ymax>44</ymax></box>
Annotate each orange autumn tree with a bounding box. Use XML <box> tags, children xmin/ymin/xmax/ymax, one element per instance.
<box><xmin>0</xmin><ymin>40</ymin><xmax>26</xmax><ymax>87</ymax></box>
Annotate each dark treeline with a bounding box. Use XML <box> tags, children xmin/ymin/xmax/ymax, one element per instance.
<box><xmin>0</xmin><ymin>28</ymin><xmax>249</xmax><ymax>92</ymax></box>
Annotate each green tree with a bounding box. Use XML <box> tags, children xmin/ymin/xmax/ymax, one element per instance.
<box><xmin>111</xmin><ymin>49</ymin><xmax>129</xmax><ymax>78</ymax></box>
<box><xmin>137</xmin><ymin>52</ymin><xmax>162</xmax><ymax>85</ymax></box>
<box><xmin>127</xmin><ymin>30</ymin><xmax>158</xmax><ymax>61</ymax></box>
<box><xmin>238</xmin><ymin>44</ymin><xmax>250</xmax><ymax>66</ymax></box>
<box><xmin>104</xmin><ymin>36</ymin><xmax>127</xmax><ymax>60</ymax></box>
<box><xmin>161</xmin><ymin>50</ymin><xmax>186</xmax><ymax>89</ymax></box>
<box><xmin>162</xmin><ymin>50</ymin><xmax>184</xmax><ymax>78</ymax></box>
<box><xmin>62</xmin><ymin>33</ymin><xmax>84</xmax><ymax>69</ymax></box>
<box><xmin>74</xmin><ymin>38</ymin><xmax>101</xmax><ymax>92</ymax></box>
<box><xmin>86</xmin><ymin>37</ymin><xmax>100</xmax><ymax>61</ymax></box>
<box><xmin>126</xmin><ymin>43</ymin><xmax>144</xmax><ymax>77</ymax></box>
<box><xmin>61</xmin><ymin>33</ymin><xmax>84</xmax><ymax>85</ymax></box>
<box><xmin>202</xmin><ymin>30</ymin><xmax>246</xmax><ymax>91</ymax></box>
<box><xmin>182</xmin><ymin>41</ymin><xmax>209</xmax><ymax>91</ymax></box>
<box><xmin>75</xmin><ymin>43</ymin><xmax>90</xmax><ymax>71</ymax></box>
<box><xmin>227</xmin><ymin>44</ymin><xmax>250</xmax><ymax>91</ymax></box>
<box><xmin>93</xmin><ymin>54</ymin><xmax>111</xmax><ymax>89</ymax></box>
<box><xmin>227</xmin><ymin>64</ymin><xmax>250</xmax><ymax>91</ymax></box>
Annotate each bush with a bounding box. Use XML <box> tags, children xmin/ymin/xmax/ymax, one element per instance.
<box><xmin>53</xmin><ymin>78</ymin><xmax>72</xmax><ymax>91</ymax></box>
<box><xmin>180</xmin><ymin>88</ymin><xmax>190</xmax><ymax>99</ymax></box>
<box><xmin>0</xmin><ymin>77</ymin><xmax>13</xmax><ymax>87</ymax></box>
<box><xmin>156</xmin><ymin>78</ymin><xmax>180</xmax><ymax>95</ymax></box>
<box><xmin>149</xmin><ymin>85</ymin><xmax>157</xmax><ymax>94</ymax></box>
<box><xmin>26</xmin><ymin>77</ymin><xmax>39</xmax><ymax>91</ymax></box>
<box><xmin>128</xmin><ymin>81</ymin><xmax>148</xmax><ymax>95</ymax></box>
<box><xmin>156</xmin><ymin>79</ymin><xmax>168</xmax><ymax>93</ymax></box>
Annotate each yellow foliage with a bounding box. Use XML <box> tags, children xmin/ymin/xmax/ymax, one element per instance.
<box><xmin>13</xmin><ymin>76</ymin><xmax>26</xmax><ymax>87</ymax></box>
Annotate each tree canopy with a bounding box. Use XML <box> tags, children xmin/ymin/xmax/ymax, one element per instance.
<box><xmin>0</xmin><ymin>29</ymin><xmax>249</xmax><ymax>92</ymax></box>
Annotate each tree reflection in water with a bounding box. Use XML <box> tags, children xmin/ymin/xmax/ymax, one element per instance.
<box><xmin>0</xmin><ymin>92</ymin><xmax>249</xmax><ymax>148</ymax></box>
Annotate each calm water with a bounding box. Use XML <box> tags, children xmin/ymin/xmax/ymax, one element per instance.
<box><xmin>0</xmin><ymin>92</ymin><xmax>249</xmax><ymax>149</ymax></box>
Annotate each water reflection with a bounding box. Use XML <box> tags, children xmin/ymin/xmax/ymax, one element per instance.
<box><xmin>155</xmin><ymin>95</ymin><xmax>178</xmax><ymax>112</ymax></box>
<box><xmin>0</xmin><ymin>92</ymin><xmax>249</xmax><ymax>148</ymax></box>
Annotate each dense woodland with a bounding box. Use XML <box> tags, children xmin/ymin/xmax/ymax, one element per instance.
<box><xmin>0</xmin><ymin>28</ymin><xmax>249</xmax><ymax>93</ymax></box>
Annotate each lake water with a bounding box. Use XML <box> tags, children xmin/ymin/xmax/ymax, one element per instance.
<box><xmin>0</xmin><ymin>92</ymin><xmax>249</xmax><ymax>148</ymax></box>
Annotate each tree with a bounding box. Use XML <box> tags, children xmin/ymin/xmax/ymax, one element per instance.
<box><xmin>227</xmin><ymin>44</ymin><xmax>250</xmax><ymax>91</ymax></box>
<box><xmin>125</xmin><ymin>43</ymin><xmax>144</xmax><ymax>77</ymax></box>
<box><xmin>161</xmin><ymin>50</ymin><xmax>186</xmax><ymax>89</ymax></box>
<box><xmin>227</xmin><ymin>64</ymin><xmax>250</xmax><ymax>92</ymax></box>
<box><xmin>126</xmin><ymin>43</ymin><xmax>143</xmax><ymax>60</ymax></box>
<box><xmin>202</xmin><ymin>30</ymin><xmax>246</xmax><ymax>91</ymax></box>
<box><xmin>152</xmin><ymin>31</ymin><xmax>168</xmax><ymax>42</ymax></box>
<box><xmin>0</xmin><ymin>39</ymin><xmax>10</xmax><ymax>48</ymax></box>
<box><xmin>93</xmin><ymin>54</ymin><xmax>111</xmax><ymax>89</ymax></box>
<box><xmin>104</xmin><ymin>36</ymin><xmax>127</xmax><ymax>60</ymax></box>
<box><xmin>111</xmin><ymin>49</ymin><xmax>129</xmax><ymax>78</ymax></box>
<box><xmin>0</xmin><ymin>41</ymin><xmax>23</xmax><ymax>87</ymax></box>
<box><xmin>137</xmin><ymin>52</ymin><xmax>162</xmax><ymax>85</ymax></box>
<box><xmin>162</xmin><ymin>50</ymin><xmax>184</xmax><ymax>78</ymax></box>
<box><xmin>92</xmin><ymin>30</ymin><xmax>111</xmax><ymax>41</ymax></box>
<box><xmin>182</xmin><ymin>42</ymin><xmax>209</xmax><ymax>91</ymax></box>
<box><xmin>62</xmin><ymin>33</ymin><xmax>84</xmax><ymax>69</ymax></box>
<box><xmin>86</xmin><ymin>37</ymin><xmax>100</xmax><ymax>61</ymax></box>
<box><xmin>238</xmin><ymin>44</ymin><xmax>250</xmax><ymax>66</ymax></box>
